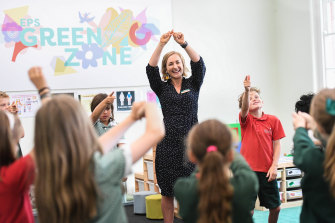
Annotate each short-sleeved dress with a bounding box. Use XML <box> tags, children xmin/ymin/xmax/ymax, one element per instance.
<box><xmin>146</xmin><ymin>57</ymin><xmax>206</xmax><ymax>196</ymax></box>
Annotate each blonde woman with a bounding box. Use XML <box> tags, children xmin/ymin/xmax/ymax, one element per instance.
<box><xmin>146</xmin><ymin>30</ymin><xmax>206</xmax><ymax>223</ymax></box>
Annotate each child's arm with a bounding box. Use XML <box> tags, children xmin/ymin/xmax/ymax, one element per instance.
<box><xmin>90</xmin><ymin>92</ymin><xmax>115</xmax><ymax>123</ymax></box>
<box><xmin>98</xmin><ymin>102</ymin><xmax>145</xmax><ymax>154</ymax></box>
<box><xmin>129</xmin><ymin>103</ymin><xmax>165</xmax><ymax>163</ymax></box>
<box><xmin>28</xmin><ymin>67</ymin><xmax>51</xmax><ymax>104</ymax></box>
<box><xmin>266</xmin><ymin>140</ymin><xmax>281</xmax><ymax>182</ymax></box>
<box><xmin>98</xmin><ymin>102</ymin><xmax>165</xmax><ymax>160</ymax></box>
<box><xmin>241</xmin><ymin>75</ymin><xmax>251</xmax><ymax>119</ymax></box>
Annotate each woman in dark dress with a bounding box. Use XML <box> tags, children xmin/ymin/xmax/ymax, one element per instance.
<box><xmin>146</xmin><ymin>30</ymin><xmax>206</xmax><ymax>223</ymax></box>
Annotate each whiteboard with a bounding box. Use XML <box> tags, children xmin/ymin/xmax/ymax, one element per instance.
<box><xmin>0</xmin><ymin>0</ymin><xmax>172</xmax><ymax>91</ymax></box>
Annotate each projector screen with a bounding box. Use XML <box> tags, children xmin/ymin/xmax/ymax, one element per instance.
<box><xmin>0</xmin><ymin>0</ymin><xmax>172</xmax><ymax>91</ymax></box>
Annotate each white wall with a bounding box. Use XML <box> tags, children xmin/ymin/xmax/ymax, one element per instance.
<box><xmin>14</xmin><ymin>0</ymin><xmax>317</xmax><ymax>193</ymax></box>
<box><xmin>274</xmin><ymin>0</ymin><xmax>315</xmax><ymax>153</ymax></box>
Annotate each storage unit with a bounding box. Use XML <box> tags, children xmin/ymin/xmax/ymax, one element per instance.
<box><xmin>135</xmin><ymin>173</ymin><xmax>145</xmax><ymax>192</ymax></box>
<box><xmin>134</xmin><ymin>146</ymin><xmax>160</xmax><ymax>193</ymax></box>
<box><xmin>255</xmin><ymin>161</ymin><xmax>303</xmax><ymax>210</ymax></box>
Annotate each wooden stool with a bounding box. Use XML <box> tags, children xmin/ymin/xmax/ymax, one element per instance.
<box><xmin>145</xmin><ymin>194</ymin><xmax>163</xmax><ymax>219</ymax></box>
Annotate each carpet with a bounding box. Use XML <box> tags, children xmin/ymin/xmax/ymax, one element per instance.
<box><xmin>253</xmin><ymin>206</ymin><xmax>302</xmax><ymax>223</ymax></box>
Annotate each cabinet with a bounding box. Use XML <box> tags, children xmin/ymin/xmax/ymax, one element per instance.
<box><xmin>255</xmin><ymin>161</ymin><xmax>303</xmax><ymax>210</ymax></box>
<box><xmin>134</xmin><ymin>146</ymin><xmax>160</xmax><ymax>193</ymax></box>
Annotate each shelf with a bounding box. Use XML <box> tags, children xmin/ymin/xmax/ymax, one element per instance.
<box><xmin>255</xmin><ymin>161</ymin><xmax>303</xmax><ymax>211</ymax></box>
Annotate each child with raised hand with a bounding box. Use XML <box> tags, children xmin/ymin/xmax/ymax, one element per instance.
<box><xmin>0</xmin><ymin>91</ymin><xmax>24</xmax><ymax>157</ymax></box>
<box><xmin>27</xmin><ymin>67</ymin><xmax>165</xmax><ymax>223</ymax></box>
<box><xmin>174</xmin><ymin>119</ymin><xmax>258</xmax><ymax>223</ymax></box>
<box><xmin>292</xmin><ymin>88</ymin><xmax>335</xmax><ymax>223</ymax></box>
<box><xmin>238</xmin><ymin>75</ymin><xmax>285</xmax><ymax>223</ymax></box>
<box><xmin>0</xmin><ymin>110</ymin><xmax>35</xmax><ymax>223</ymax></box>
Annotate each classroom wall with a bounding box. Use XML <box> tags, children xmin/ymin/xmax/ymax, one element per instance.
<box><xmin>274</xmin><ymin>0</ymin><xmax>315</xmax><ymax>153</ymax></box>
<box><xmin>15</xmin><ymin>0</ymin><xmax>317</xmax><ymax>194</ymax></box>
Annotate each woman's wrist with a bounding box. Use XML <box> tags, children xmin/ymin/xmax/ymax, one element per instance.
<box><xmin>180</xmin><ymin>41</ymin><xmax>188</xmax><ymax>48</ymax></box>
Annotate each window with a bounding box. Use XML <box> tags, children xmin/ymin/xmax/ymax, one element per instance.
<box><xmin>321</xmin><ymin>0</ymin><xmax>335</xmax><ymax>88</ymax></box>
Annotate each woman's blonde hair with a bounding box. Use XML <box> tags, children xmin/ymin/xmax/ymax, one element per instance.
<box><xmin>34</xmin><ymin>95</ymin><xmax>103</xmax><ymax>223</ymax></box>
<box><xmin>310</xmin><ymin>88</ymin><xmax>335</xmax><ymax>198</ymax></box>
<box><xmin>187</xmin><ymin>119</ymin><xmax>234</xmax><ymax>223</ymax></box>
<box><xmin>161</xmin><ymin>51</ymin><xmax>189</xmax><ymax>80</ymax></box>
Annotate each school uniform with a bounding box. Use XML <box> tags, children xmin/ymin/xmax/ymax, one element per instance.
<box><xmin>239</xmin><ymin>112</ymin><xmax>285</xmax><ymax>208</ymax></box>
<box><xmin>293</xmin><ymin>127</ymin><xmax>335</xmax><ymax>223</ymax></box>
<box><xmin>90</xmin><ymin>146</ymin><xmax>132</xmax><ymax>223</ymax></box>
<box><xmin>0</xmin><ymin>155</ymin><xmax>35</xmax><ymax>223</ymax></box>
<box><xmin>174</xmin><ymin>153</ymin><xmax>258</xmax><ymax>223</ymax></box>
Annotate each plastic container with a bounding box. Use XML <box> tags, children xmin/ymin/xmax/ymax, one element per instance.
<box><xmin>145</xmin><ymin>161</ymin><xmax>154</xmax><ymax>181</ymax></box>
<box><xmin>286</xmin><ymin>168</ymin><xmax>302</xmax><ymax>177</ymax></box>
<box><xmin>286</xmin><ymin>178</ymin><xmax>301</xmax><ymax>188</ymax></box>
<box><xmin>136</xmin><ymin>179</ymin><xmax>145</xmax><ymax>191</ymax></box>
<box><xmin>286</xmin><ymin>190</ymin><xmax>303</xmax><ymax>200</ymax></box>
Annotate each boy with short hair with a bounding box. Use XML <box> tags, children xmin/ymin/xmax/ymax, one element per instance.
<box><xmin>238</xmin><ymin>76</ymin><xmax>285</xmax><ymax>223</ymax></box>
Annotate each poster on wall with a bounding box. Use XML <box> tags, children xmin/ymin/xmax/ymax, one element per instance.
<box><xmin>228</xmin><ymin>123</ymin><xmax>242</xmax><ymax>153</ymax></box>
<box><xmin>78</xmin><ymin>93</ymin><xmax>95</xmax><ymax>115</ymax></box>
<box><xmin>116</xmin><ymin>91</ymin><xmax>135</xmax><ymax>111</ymax></box>
<box><xmin>10</xmin><ymin>94</ymin><xmax>40</xmax><ymax>117</ymax></box>
<box><xmin>0</xmin><ymin>0</ymin><xmax>172</xmax><ymax>91</ymax></box>
<box><xmin>146</xmin><ymin>90</ymin><xmax>160</xmax><ymax>108</ymax></box>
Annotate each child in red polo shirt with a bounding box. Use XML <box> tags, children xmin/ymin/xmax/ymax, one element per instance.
<box><xmin>238</xmin><ymin>75</ymin><xmax>285</xmax><ymax>223</ymax></box>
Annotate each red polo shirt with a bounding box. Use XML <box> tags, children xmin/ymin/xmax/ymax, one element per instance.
<box><xmin>239</xmin><ymin>112</ymin><xmax>285</xmax><ymax>173</ymax></box>
<box><xmin>0</xmin><ymin>155</ymin><xmax>35</xmax><ymax>223</ymax></box>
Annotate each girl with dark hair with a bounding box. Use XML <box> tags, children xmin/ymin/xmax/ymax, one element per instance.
<box><xmin>292</xmin><ymin>88</ymin><xmax>335</xmax><ymax>222</ymax></box>
<box><xmin>174</xmin><ymin>119</ymin><xmax>258</xmax><ymax>223</ymax></box>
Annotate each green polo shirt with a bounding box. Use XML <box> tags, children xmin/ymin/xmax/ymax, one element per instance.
<box><xmin>293</xmin><ymin>127</ymin><xmax>335</xmax><ymax>223</ymax></box>
<box><xmin>174</xmin><ymin>152</ymin><xmax>258</xmax><ymax>223</ymax></box>
<box><xmin>90</xmin><ymin>147</ymin><xmax>132</xmax><ymax>223</ymax></box>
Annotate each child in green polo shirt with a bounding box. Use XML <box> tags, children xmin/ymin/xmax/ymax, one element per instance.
<box><xmin>292</xmin><ymin>88</ymin><xmax>335</xmax><ymax>223</ymax></box>
<box><xmin>174</xmin><ymin>119</ymin><xmax>258</xmax><ymax>223</ymax></box>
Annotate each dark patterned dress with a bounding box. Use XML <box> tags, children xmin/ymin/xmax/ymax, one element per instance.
<box><xmin>146</xmin><ymin>57</ymin><xmax>206</xmax><ymax>196</ymax></box>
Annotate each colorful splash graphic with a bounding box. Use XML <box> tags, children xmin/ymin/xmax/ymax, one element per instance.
<box><xmin>1</xmin><ymin>6</ymin><xmax>160</xmax><ymax>74</ymax></box>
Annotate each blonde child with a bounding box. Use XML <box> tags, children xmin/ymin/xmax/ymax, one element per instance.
<box><xmin>28</xmin><ymin>67</ymin><xmax>165</xmax><ymax>223</ymax></box>
<box><xmin>0</xmin><ymin>110</ymin><xmax>35</xmax><ymax>223</ymax></box>
<box><xmin>292</xmin><ymin>88</ymin><xmax>335</xmax><ymax>222</ymax></box>
<box><xmin>174</xmin><ymin>119</ymin><xmax>258</xmax><ymax>223</ymax></box>
<box><xmin>238</xmin><ymin>75</ymin><xmax>285</xmax><ymax>223</ymax></box>
<box><xmin>0</xmin><ymin>91</ymin><xmax>23</xmax><ymax>157</ymax></box>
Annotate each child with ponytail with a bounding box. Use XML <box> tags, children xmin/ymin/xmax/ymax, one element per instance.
<box><xmin>292</xmin><ymin>88</ymin><xmax>335</xmax><ymax>222</ymax></box>
<box><xmin>174</xmin><ymin>119</ymin><xmax>258</xmax><ymax>223</ymax></box>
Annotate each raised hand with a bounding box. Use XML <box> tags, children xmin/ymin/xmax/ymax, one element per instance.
<box><xmin>28</xmin><ymin>67</ymin><xmax>48</xmax><ymax>91</ymax></box>
<box><xmin>292</xmin><ymin>112</ymin><xmax>306</xmax><ymax>130</ymax></box>
<box><xmin>173</xmin><ymin>32</ymin><xmax>185</xmax><ymax>45</ymax></box>
<box><xmin>105</xmin><ymin>92</ymin><xmax>116</xmax><ymax>105</ymax></box>
<box><xmin>297</xmin><ymin>112</ymin><xmax>316</xmax><ymax>130</ymax></box>
<box><xmin>160</xmin><ymin>30</ymin><xmax>173</xmax><ymax>45</ymax></box>
<box><xmin>131</xmin><ymin>102</ymin><xmax>146</xmax><ymax>121</ymax></box>
<box><xmin>244</xmin><ymin>75</ymin><xmax>251</xmax><ymax>92</ymax></box>
<box><xmin>8</xmin><ymin>102</ymin><xmax>18</xmax><ymax>115</ymax></box>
